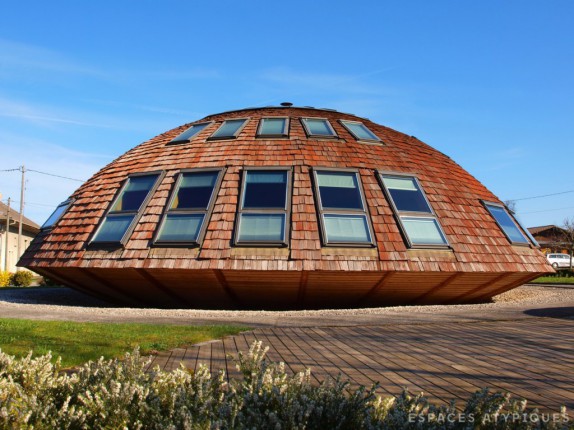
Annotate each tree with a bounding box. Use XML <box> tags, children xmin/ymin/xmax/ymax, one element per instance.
<box><xmin>562</xmin><ymin>217</ymin><xmax>574</xmax><ymax>269</ymax></box>
<box><xmin>504</xmin><ymin>200</ymin><xmax>517</xmax><ymax>213</ymax></box>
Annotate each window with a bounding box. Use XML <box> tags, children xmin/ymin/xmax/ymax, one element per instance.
<box><xmin>208</xmin><ymin>118</ymin><xmax>248</xmax><ymax>140</ymax></box>
<box><xmin>313</xmin><ymin>170</ymin><xmax>374</xmax><ymax>245</ymax></box>
<box><xmin>154</xmin><ymin>170</ymin><xmax>223</xmax><ymax>245</ymax></box>
<box><xmin>235</xmin><ymin>169</ymin><xmax>291</xmax><ymax>245</ymax></box>
<box><xmin>301</xmin><ymin>118</ymin><xmax>337</xmax><ymax>138</ymax></box>
<box><xmin>168</xmin><ymin>122</ymin><xmax>212</xmax><ymax>145</ymax></box>
<box><xmin>483</xmin><ymin>202</ymin><xmax>530</xmax><ymax>245</ymax></box>
<box><xmin>92</xmin><ymin>173</ymin><xmax>161</xmax><ymax>244</ymax></box>
<box><xmin>256</xmin><ymin>117</ymin><xmax>289</xmax><ymax>137</ymax></box>
<box><xmin>340</xmin><ymin>120</ymin><xmax>381</xmax><ymax>143</ymax></box>
<box><xmin>380</xmin><ymin>174</ymin><xmax>448</xmax><ymax>247</ymax></box>
<box><xmin>41</xmin><ymin>199</ymin><xmax>73</xmax><ymax>230</ymax></box>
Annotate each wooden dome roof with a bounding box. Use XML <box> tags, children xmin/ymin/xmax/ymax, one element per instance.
<box><xmin>20</xmin><ymin>106</ymin><xmax>551</xmax><ymax>309</ymax></box>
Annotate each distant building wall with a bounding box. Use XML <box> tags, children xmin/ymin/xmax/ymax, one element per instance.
<box><xmin>0</xmin><ymin>225</ymin><xmax>36</xmax><ymax>272</ymax></box>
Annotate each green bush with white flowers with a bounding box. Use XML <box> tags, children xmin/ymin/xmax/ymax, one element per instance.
<box><xmin>0</xmin><ymin>342</ymin><xmax>569</xmax><ymax>429</ymax></box>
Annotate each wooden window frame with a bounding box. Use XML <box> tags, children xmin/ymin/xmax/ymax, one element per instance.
<box><xmin>207</xmin><ymin>118</ymin><xmax>249</xmax><ymax>141</ymax></box>
<box><xmin>234</xmin><ymin>166</ymin><xmax>292</xmax><ymax>247</ymax></box>
<box><xmin>40</xmin><ymin>199</ymin><xmax>74</xmax><ymax>231</ymax></box>
<box><xmin>152</xmin><ymin>168</ymin><xmax>225</xmax><ymax>247</ymax></box>
<box><xmin>481</xmin><ymin>200</ymin><xmax>533</xmax><ymax>247</ymax></box>
<box><xmin>167</xmin><ymin>121</ymin><xmax>214</xmax><ymax>145</ymax></box>
<box><xmin>312</xmin><ymin>167</ymin><xmax>375</xmax><ymax>247</ymax></box>
<box><xmin>256</xmin><ymin>117</ymin><xmax>290</xmax><ymax>138</ymax></box>
<box><xmin>300</xmin><ymin>117</ymin><xmax>338</xmax><ymax>139</ymax></box>
<box><xmin>89</xmin><ymin>171</ymin><xmax>165</xmax><ymax>247</ymax></box>
<box><xmin>339</xmin><ymin>120</ymin><xmax>382</xmax><ymax>144</ymax></box>
<box><xmin>378</xmin><ymin>171</ymin><xmax>450</xmax><ymax>249</ymax></box>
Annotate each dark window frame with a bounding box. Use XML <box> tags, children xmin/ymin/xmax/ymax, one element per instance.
<box><xmin>167</xmin><ymin>121</ymin><xmax>214</xmax><ymax>145</ymax></box>
<box><xmin>89</xmin><ymin>171</ymin><xmax>165</xmax><ymax>247</ymax></box>
<box><xmin>312</xmin><ymin>167</ymin><xmax>375</xmax><ymax>247</ymax></box>
<box><xmin>339</xmin><ymin>120</ymin><xmax>382</xmax><ymax>144</ymax></box>
<box><xmin>300</xmin><ymin>117</ymin><xmax>338</xmax><ymax>139</ymax></box>
<box><xmin>481</xmin><ymin>200</ymin><xmax>532</xmax><ymax>247</ymax></box>
<box><xmin>256</xmin><ymin>117</ymin><xmax>290</xmax><ymax>138</ymax></box>
<box><xmin>378</xmin><ymin>171</ymin><xmax>450</xmax><ymax>249</ymax></box>
<box><xmin>234</xmin><ymin>166</ymin><xmax>292</xmax><ymax>247</ymax></box>
<box><xmin>152</xmin><ymin>168</ymin><xmax>225</xmax><ymax>247</ymax></box>
<box><xmin>40</xmin><ymin>199</ymin><xmax>74</xmax><ymax>231</ymax></box>
<box><xmin>207</xmin><ymin>118</ymin><xmax>249</xmax><ymax>141</ymax></box>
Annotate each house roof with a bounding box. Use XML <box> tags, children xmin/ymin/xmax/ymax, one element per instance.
<box><xmin>20</xmin><ymin>105</ymin><xmax>550</xmax><ymax>275</ymax></box>
<box><xmin>528</xmin><ymin>225</ymin><xmax>562</xmax><ymax>235</ymax></box>
<box><xmin>0</xmin><ymin>201</ymin><xmax>41</xmax><ymax>233</ymax></box>
<box><xmin>528</xmin><ymin>225</ymin><xmax>567</xmax><ymax>236</ymax></box>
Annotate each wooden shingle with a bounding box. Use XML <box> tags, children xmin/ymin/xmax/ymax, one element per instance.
<box><xmin>21</xmin><ymin>106</ymin><xmax>551</xmax><ymax>308</ymax></box>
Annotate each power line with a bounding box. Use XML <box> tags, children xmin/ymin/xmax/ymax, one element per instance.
<box><xmin>0</xmin><ymin>167</ymin><xmax>85</xmax><ymax>182</ymax></box>
<box><xmin>27</xmin><ymin>169</ymin><xmax>85</xmax><ymax>182</ymax></box>
<box><xmin>521</xmin><ymin>206</ymin><xmax>574</xmax><ymax>214</ymax></box>
<box><xmin>1</xmin><ymin>198</ymin><xmax>56</xmax><ymax>208</ymax></box>
<box><xmin>508</xmin><ymin>189</ymin><xmax>574</xmax><ymax>201</ymax></box>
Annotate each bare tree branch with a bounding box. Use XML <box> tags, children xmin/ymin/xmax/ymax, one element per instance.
<box><xmin>561</xmin><ymin>216</ymin><xmax>574</xmax><ymax>269</ymax></box>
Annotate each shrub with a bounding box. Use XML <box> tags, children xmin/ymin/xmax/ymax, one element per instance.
<box><xmin>0</xmin><ymin>271</ymin><xmax>10</xmax><ymax>287</ymax></box>
<box><xmin>556</xmin><ymin>269</ymin><xmax>574</xmax><ymax>278</ymax></box>
<box><xmin>39</xmin><ymin>276</ymin><xmax>59</xmax><ymax>287</ymax></box>
<box><xmin>0</xmin><ymin>342</ymin><xmax>569</xmax><ymax>429</ymax></box>
<box><xmin>8</xmin><ymin>270</ymin><xmax>34</xmax><ymax>287</ymax></box>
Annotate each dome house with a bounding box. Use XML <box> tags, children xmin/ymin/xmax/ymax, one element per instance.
<box><xmin>20</xmin><ymin>104</ymin><xmax>551</xmax><ymax>309</ymax></box>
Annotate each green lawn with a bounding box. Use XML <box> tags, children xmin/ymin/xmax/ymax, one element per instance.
<box><xmin>0</xmin><ymin>318</ymin><xmax>248</xmax><ymax>367</ymax></box>
<box><xmin>531</xmin><ymin>276</ymin><xmax>574</xmax><ymax>284</ymax></box>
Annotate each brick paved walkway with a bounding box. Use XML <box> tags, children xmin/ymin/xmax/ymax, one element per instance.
<box><xmin>148</xmin><ymin>316</ymin><xmax>574</xmax><ymax>411</ymax></box>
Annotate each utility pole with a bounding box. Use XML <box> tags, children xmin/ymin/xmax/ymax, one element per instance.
<box><xmin>4</xmin><ymin>197</ymin><xmax>10</xmax><ymax>272</ymax></box>
<box><xmin>16</xmin><ymin>165</ymin><xmax>25</xmax><ymax>272</ymax></box>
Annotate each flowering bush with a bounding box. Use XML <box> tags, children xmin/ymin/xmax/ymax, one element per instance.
<box><xmin>8</xmin><ymin>271</ymin><xmax>34</xmax><ymax>287</ymax></box>
<box><xmin>0</xmin><ymin>271</ymin><xmax>10</xmax><ymax>287</ymax></box>
<box><xmin>0</xmin><ymin>342</ymin><xmax>569</xmax><ymax>429</ymax></box>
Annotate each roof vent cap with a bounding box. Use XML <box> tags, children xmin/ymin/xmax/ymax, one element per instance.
<box><xmin>280</xmin><ymin>102</ymin><xmax>293</xmax><ymax>107</ymax></box>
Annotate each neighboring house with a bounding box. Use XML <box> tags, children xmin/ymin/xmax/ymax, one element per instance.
<box><xmin>0</xmin><ymin>201</ymin><xmax>40</xmax><ymax>272</ymax></box>
<box><xmin>528</xmin><ymin>225</ymin><xmax>569</xmax><ymax>254</ymax></box>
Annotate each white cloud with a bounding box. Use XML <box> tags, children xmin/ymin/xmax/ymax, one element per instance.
<box><xmin>0</xmin><ymin>38</ymin><xmax>105</xmax><ymax>77</ymax></box>
<box><xmin>260</xmin><ymin>67</ymin><xmax>394</xmax><ymax>91</ymax></box>
<box><xmin>0</xmin><ymin>134</ymin><xmax>112</xmax><ymax>224</ymax></box>
<box><xmin>0</xmin><ymin>97</ymin><xmax>114</xmax><ymax>128</ymax></box>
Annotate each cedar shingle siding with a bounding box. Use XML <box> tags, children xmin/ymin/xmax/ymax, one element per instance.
<box><xmin>20</xmin><ymin>106</ymin><xmax>552</xmax><ymax>308</ymax></box>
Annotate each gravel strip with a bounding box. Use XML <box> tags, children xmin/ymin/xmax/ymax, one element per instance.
<box><xmin>1</xmin><ymin>285</ymin><xmax>573</xmax><ymax>327</ymax></box>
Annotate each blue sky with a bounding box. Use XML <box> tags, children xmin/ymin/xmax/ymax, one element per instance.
<box><xmin>0</xmin><ymin>1</ymin><xmax>573</xmax><ymax>228</ymax></box>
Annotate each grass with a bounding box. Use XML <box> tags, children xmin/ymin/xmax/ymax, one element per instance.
<box><xmin>531</xmin><ymin>276</ymin><xmax>574</xmax><ymax>284</ymax></box>
<box><xmin>0</xmin><ymin>318</ymin><xmax>248</xmax><ymax>367</ymax></box>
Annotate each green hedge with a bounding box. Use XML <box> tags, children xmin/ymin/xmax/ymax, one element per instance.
<box><xmin>0</xmin><ymin>342</ymin><xmax>569</xmax><ymax>429</ymax></box>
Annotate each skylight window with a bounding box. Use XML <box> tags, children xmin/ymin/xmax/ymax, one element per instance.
<box><xmin>92</xmin><ymin>173</ymin><xmax>161</xmax><ymax>244</ymax></box>
<box><xmin>154</xmin><ymin>170</ymin><xmax>222</xmax><ymax>244</ymax></box>
<box><xmin>168</xmin><ymin>122</ymin><xmax>212</xmax><ymax>145</ymax></box>
<box><xmin>340</xmin><ymin>120</ymin><xmax>381</xmax><ymax>143</ymax></box>
<box><xmin>257</xmin><ymin>117</ymin><xmax>289</xmax><ymax>137</ymax></box>
<box><xmin>235</xmin><ymin>169</ymin><xmax>291</xmax><ymax>245</ymax></box>
<box><xmin>209</xmin><ymin>119</ymin><xmax>248</xmax><ymax>140</ymax></box>
<box><xmin>313</xmin><ymin>170</ymin><xmax>373</xmax><ymax>245</ymax></box>
<box><xmin>41</xmin><ymin>199</ymin><xmax>73</xmax><ymax>230</ymax></box>
<box><xmin>483</xmin><ymin>202</ymin><xmax>530</xmax><ymax>245</ymax></box>
<box><xmin>301</xmin><ymin>118</ymin><xmax>337</xmax><ymax>138</ymax></box>
<box><xmin>380</xmin><ymin>174</ymin><xmax>448</xmax><ymax>247</ymax></box>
